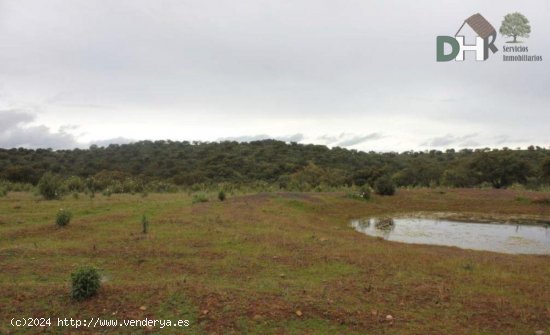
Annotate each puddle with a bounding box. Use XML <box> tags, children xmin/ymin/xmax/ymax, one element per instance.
<box><xmin>350</xmin><ymin>217</ymin><xmax>550</xmax><ymax>255</ymax></box>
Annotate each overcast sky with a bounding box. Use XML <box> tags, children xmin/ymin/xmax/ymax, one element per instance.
<box><xmin>0</xmin><ymin>0</ymin><xmax>549</xmax><ymax>151</ymax></box>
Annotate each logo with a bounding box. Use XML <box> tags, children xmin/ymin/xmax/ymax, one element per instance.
<box><xmin>437</xmin><ymin>13</ymin><xmax>498</xmax><ymax>62</ymax></box>
<box><xmin>499</xmin><ymin>12</ymin><xmax>531</xmax><ymax>44</ymax></box>
<box><xmin>436</xmin><ymin>12</ymin><xmax>542</xmax><ymax>62</ymax></box>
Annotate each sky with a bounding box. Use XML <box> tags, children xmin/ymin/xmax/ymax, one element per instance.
<box><xmin>0</xmin><ymin>0</ymin><xmax>549</xmax><ymax>151</ymax></box>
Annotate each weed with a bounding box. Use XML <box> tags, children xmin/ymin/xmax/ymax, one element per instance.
<box><xmin>218</xmin><ymin>190</ymin><xmax>226</xmax><ymax>202</ymax></box>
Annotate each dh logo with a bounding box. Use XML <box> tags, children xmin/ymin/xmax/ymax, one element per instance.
<box><xmin>437</xmin><ymin>13</ymin><xmax>498</xmax><ymax>61</ymax></box>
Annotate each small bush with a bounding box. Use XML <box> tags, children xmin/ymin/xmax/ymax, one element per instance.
<box><xmin>374</xmin><ymin>177</ymin><xmax>396</xmax><ymax>196</ymax></box>
<box><xmin>0</xmin><ymin>187</ymin><xmax>7</xmax><ymax>197</ymax></box>
<box><xmin>38</xmin><ymin>172</ymin><xmax>64</xmax><ymax>200</ymax></box>
<box><xmin>218</xmin><ymin>190</ymin><xmax>226</xmax><ymax>201</ymax></box>
<box><xmin>56</xmin><ymin>209</ymin><xmax>72</xmax><ymax>227</ymax></box>
<box><xmin>192</xmin><ymin>194</ymin><xmax>209</xmax><ymax>204</ymax></box>
<box><xmin>358</xmin><ymin>185</ymin><xmax>371</xmax><ymax>200</ymax></box>
<box><xmin>141</xmin><ymin>214</ymin><xmax>149</xmax><ymax>234</ymax></box>
<box><xmin>71</xmin><ymin>267</ymin><xmax>101</xmax><ymax>300</ymax></box>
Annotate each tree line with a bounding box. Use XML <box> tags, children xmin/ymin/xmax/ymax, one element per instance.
<box><xmin>1</xmin><ymin>140</ymin><xmax>549</xmax><ymax>192</ymax></box>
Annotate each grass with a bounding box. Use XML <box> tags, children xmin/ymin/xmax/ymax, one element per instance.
<box><xmin>1</xmin><ymin>189</ymin><xmax>549</xmax><ymax>334</ymax></box>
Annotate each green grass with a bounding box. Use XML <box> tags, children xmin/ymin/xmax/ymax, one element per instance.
<box><xmin>1</xmin><ymin>189</ymin><xmax>549</xmax><ymax>334</ymax></box>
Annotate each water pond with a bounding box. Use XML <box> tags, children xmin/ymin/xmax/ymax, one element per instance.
<box><xmin>350</xmin><ymin>217</ymin><xmax>550</xmax><ymax>255</ymax></box>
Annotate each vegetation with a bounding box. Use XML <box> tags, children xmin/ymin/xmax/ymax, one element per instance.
<box><xmin>55</xmin><ymin>209</ymin><xmax>72</xmax><ymax>227</ymax></box>
<box><xmin>37</xmin><ymin>172</ymin><xmax>64</xmax><ymax>200</ymax></box>
<box><xmin>1</xmin><ymin>190</ymin><xmax>548</xmax><ymax>334</ymax></box>
<box><xmin>141</xmin><ymin>214</ymin><xmax>149</xmax><ymax>234</ymax></box>
<box><xmin>70</xmin><ymin>266</ymin><xmax>101</xmax><ymax>300</ymax></box>
<box><xmin>218</xmin><ymin>190</ymin><xmax>226</xmax><ymax>201</ymax></box>
<box><xmin>192</xmin><ymin>193</ymin><xmax>209</xmax><ymax>204</ymax></box>
<box><xmin>1</xmin><ymin>141</ymin><xmax>549</xmax><ymax>195</ymax></box>
<box><xmin>358</xmin><ymin>185</ymin><xmax>371</xmax><ymax>200</ymax></box>
<box><xmin>374</xmin><ymin>176</ymin><xmax>396</xmax><ymax>196</ymax></box>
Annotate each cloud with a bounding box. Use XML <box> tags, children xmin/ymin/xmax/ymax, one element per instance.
<box><xmin>337</xmin><ymin>133</ymin><xmax>383</xmax><ymax>147</ymax></box>
<box><xmin>1</xmin><ymin>1</ymin><xmax>549</xmax><ymax>151</ymax></box>
<box><xmin>0</xmin><ymin>109</ymin><xmax>80</xmax><ymax>149</ymax></box>
<box><xmin>421</xmin><ymin>134</ymin><xmax>478</xmax><ymax>148</ymax></box>
<box><xmin>218</xmin><ymin>133</ymin><xmax>304</xmax><ymax>143</ymax></box>
<box><xmin>316</xmin><ymin>132</ymin><xmax>383</xmax><ymax>147</ymax></box>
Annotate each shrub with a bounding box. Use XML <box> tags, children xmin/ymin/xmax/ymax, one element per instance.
<box><xmin>64</xmin><ymin>176</ymin><xmax>86</xmax><ymax>193</ymax></box>
<box><xmin>218</xmin><ymin>190</ymin><xmax>226</xmax><ymax>201</ymax></box>
<box><xmin>192</xmin><ymin>194</ymin><xmax>209</xmax><ymax>204</ymax></box>
<box><xmin>71</xmin><ymin>267</ymin><xmax>101</xmax><ymax>300</ymax></box>
<box><xmin>374</xmin><ymin>177</ymin><xmax>396</xmax><ymax>196</ymax></box>
<box><xmin>38</xmin><ymin>172</ymin><xmax>64</xmax><ymax>200</ymax></box>
<box><xmin>358</xmin><ymin>185</ymin><xmax>371</xmax><ymax>200</ymax></box>
<box><xmin>0</xmin><ymin>186</ymin><xmax>7</xmax><ymax>197</ymax></box>
<box><xmin>56</xmin><ymin>209</ymin><xmax>72</xmax><ymax>227</ymax></box>
<box><xmin>141</xmin><ymin>215</ymin><xmax>149</xmax><ymax>234</ymax></box>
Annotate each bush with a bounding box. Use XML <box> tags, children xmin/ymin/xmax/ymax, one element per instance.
<box><xmin>374</xmin><ymin>177</ymin><xmax>396</xmax><ymax>196</ymax></box>
<box><xmin>38</xmin><ymin>172</ymin><xmax>64</xmax><ymax>200</ymax></box>
<box><xmin>218</xmin><ymin>190</ymin><xmax>226</xmax><ymax>201</ymax></box>
<box><xmin>56</xmin><ymin>209</ymin><xmax>72</xmax><ymax>227</ymax></box>
<box><xmin>358</xmin><ymin>185</ymin><xmax>371</xmax><ymax>200</ymax></box>
<box><xmin>64</xmin><ymin>176</ymin><xmax>86</xmax><ymax>193</ymax></box>
<box><xmin>141</xmin><ymin>214</ymin><xmax>149</xmax><ymax>234</ymax></box>
<box><xmin>192</xmin><ymin>193</ymin><xmax>209</xmax><ymax>204</ymax></box>
<box><xmin>0</xmin><ymin>186</ymin><xmax>7</xmax><ymax>197</ymax></box>
<box><xmin>71</xmin><ymin>267</ymin><xmax>101</xmax><ymax>300</ymax></box>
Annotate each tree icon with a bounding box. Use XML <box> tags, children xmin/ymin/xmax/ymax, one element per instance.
<box><xmin>499</xmin><ymin>12</ymin><xmax>531</xmax><ymax>43</ymax></box>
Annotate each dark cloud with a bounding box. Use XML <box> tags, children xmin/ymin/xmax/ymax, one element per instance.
<box><xmin>0</xmin><ymin>109</ymin><xmax>80</xmax><ymax>149</ymax></box>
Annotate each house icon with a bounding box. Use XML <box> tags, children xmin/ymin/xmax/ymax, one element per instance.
<box><xmin>453</xmin><ymin>13</ymin><xmax>498</xmax><ymax>60</ymax></box>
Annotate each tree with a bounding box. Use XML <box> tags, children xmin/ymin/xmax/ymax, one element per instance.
<box><xmin>38</xmin><ymin>172</ymin><xmax>65</xmax><ymax>200</ymax></box>
<box><xmin>542</xmin><ymin>158</ymin><xmax>550</xmax><ymax>182</ymax></box>
<box><xmin>374</xmin><ymin>176</ymin><xmax>396</xmax><ymax>196</ymax></box>
<box><xmin>499</xmin><ymin>12</ymin><xmax>531</xmax><ymax>43</ymax></box>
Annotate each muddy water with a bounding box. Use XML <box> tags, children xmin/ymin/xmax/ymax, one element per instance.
<box><xmin>350</xmin><ymin>217</ymin><xmax>550</xmax><ymax>255</ymax></box>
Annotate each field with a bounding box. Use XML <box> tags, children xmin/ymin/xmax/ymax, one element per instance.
<box><xmin>1</xmin><ymin>189</ymin><xmax>549</xmax><ymax>334</ymax></box>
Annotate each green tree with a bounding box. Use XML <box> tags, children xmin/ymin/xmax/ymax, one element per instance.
<box><xmin>374</xmin><ymin>176</ymin><xmax>396</xmax><ymax>196</ymax></box>
<box><xmin>542</xmin><ymin>158</ymin><xmax>550</xmax><ymax>183</ymax></box>
<box><xmin>38</xmin><ymin>172</ymin><xmax>64</xmax><ymax>200</ymax></box>
<box><xmin>499</xmin><ymin>12</ymin><xmax>531</xmax><ymax>43</ymax></box>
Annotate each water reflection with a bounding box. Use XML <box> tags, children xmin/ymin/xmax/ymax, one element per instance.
<box><xmin>350</xmin><ymin>217</ymin><xmax>550</xmax><ymax>255</ymax></box>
